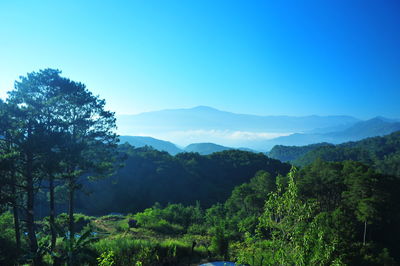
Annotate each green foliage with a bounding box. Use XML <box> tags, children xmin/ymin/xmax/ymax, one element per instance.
<box><xmin>134</xmin><ymin>203</ymin><xmax>204</xmax><ymax>234</ymax></box>
<box><xmin>258</xmin><ymin>169</ymin><xmax>337</xmax><ymax>265</ymax></box>
<box><xmin>74</xmin><ymin>147</ymin><xmax>291</xmax><ymax>215</ymax></box>
<box><xmin>97</xmin><ymin>250</ymin><xmax>115</xmax><ymax>266</ymax></box>
<box><xmin>210</xmin><ymin>225</ymin><xmax>229</xmax><ymax>259</ymax></box>
<box><xmin>0</xmin><ymin>212</ymin><xmax>19</xmax><ymax>265</ymax></box>
<box><xmin>269</xmin><ymin>142</ymin><xmax>333</xmax><ymax>162</ymax></box>
<box><xmin>296</xmin><ymin>160</ymin><xmax>400</xmax><ymax>263</ymax></box>
<box><xmin>1</xmin><ymin>69</ymin><xmax>400</xmax><ymax>265</ymax></box>
<box><xmin>0</xmin><ymin>211</ymin><xmax>15</xmax><ymax>245</ymax></box>
<box><xmin>92</xmin><ymin>235</ymin><xmax>206</xmax><ymax>265</ymax></box>
<box><xmin>236</xmin><ymin>168</ymin><xmax>341</xmax><ymax>265</ymax></box>
<box><xmin>293</xmin><ymin>131</ymin><xmax>400</xmax><ymax>177</ymax></box>
<box><xmin>54</xmin><ymin>213</ymin><xmax>93</xmax><ymax>231</ymax></box>
<box><xmin>224</xmin><ymin>170</ymin><xmax>277</xmax><ymax>237</ymax></box>
<box><xmin>51</xmin><ymin>227</ymin><xmax>98</xmax><ymax>265</ymax></box>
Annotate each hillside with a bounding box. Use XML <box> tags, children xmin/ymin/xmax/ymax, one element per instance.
<box><xmin>324</xmin><ymin>117</ymin><xmax>400</xmax><ymax>141</ymax></box>
<box><xmin>184</xmin><ymin>142</ymin><xmax>232</xmax><ymax>155</ymax></box>
<box><xmin>263</xmin><ymin>117</ymin><xmax>400</xmax><ymax>149</ymax></box>
<box><xmin>119</xmin><ymin>136</ymin><xmax>183</xmax><ymax>155</ymax></box>
<box><xmin>73</xmin><ymin>145</ymin><xmax>291</xmax><ymax>215</ymax></box>
<box><xmin>289</xmin><ymin>131</ymin><xmax>400</xmax><ymax>177</ymax></box>
<box><xmin>268</xmin><ymin>142</ymin><xmax>333</xmax><ymax>162</ymax></box>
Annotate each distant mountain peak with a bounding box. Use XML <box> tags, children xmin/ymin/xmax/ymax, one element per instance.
<box><xmin>184</xmin><ymin>142</ymin><xmax>232</xmax><ymax>155</ymax></box>
<box><xmin>191</xmin><ymin>105</ymin><xmax>219</xmax><ymax>111</ymax></box>
<box><xmin>368</xmin><ymin>116</ymin><xmax>395</xmax><ymax>123</ymax></box>
<box><xmin>116</xmin><ymin>107</ymin><xmax>362</xmax><ymax>149</ymax></box>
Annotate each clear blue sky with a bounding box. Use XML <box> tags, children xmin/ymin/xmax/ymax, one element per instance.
<box><xmin>1</xmin><ymin>0</ymin><xmax>399</xmax><ymax>119</ymax></box>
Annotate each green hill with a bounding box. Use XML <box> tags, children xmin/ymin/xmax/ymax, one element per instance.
<box><xmin>263</xmin><ymin>117</ymin><xmax>400</xmax><ymax>149</ymax></box>
<box><xmin>268</xmin><ymin>142</ymin><xmax>333</xmax><ymax>162</ymax></box>
<box><xmin>73</xmin><ymin>146</ymin><xmax>290</xmax><ymax>215</ymax></box>
<box><xmin>119</xmin><ymin>135</ymin><xmax>183</xmax><ymax>155</ymax></box>
<box><xmin>292</xmin><ymin>131</ymin><xmax>400</xmax><ymax>177</ymax></box>
<box><xmin>184</xmin><ymin>142</ymin><xmax>232</xmax><ymax>155</ymax></box>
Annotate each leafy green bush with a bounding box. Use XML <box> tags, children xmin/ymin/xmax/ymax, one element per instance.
<box><xmin>92</xmin><ymin>235</ymin><xmax>207</xmax><ymax>265</ymax></box>
<box><xmin>134</xmin><ymin>205</ymin><xmax>190</xmax><ymax>234</ymax></box>
<box><xmin>42</xmin><ymin>213</ymin><xmax>94</xmax><ymax>234</ymax></box>
<box><xmin>148</xmin><ymin>219</ymin><xmax>184</xmax><ymax>235</ymax></box>
<box><xmin>97</xmin><ymin>250</ymin><xmax>115</xmax><ymax>266</ymax></box>
<box><xmin>210</xmin><ymin>225</ymin><xmax>229</xmax><ymax>260</ymax></box>
<box><xmin>187</xmin><ymin>223</ymin><xmax>208</xmax><ymax>235</ymax></box>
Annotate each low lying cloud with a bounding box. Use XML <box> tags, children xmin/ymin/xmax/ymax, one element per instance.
<box><xmin>227</xmin><ymin>131</ymin><xmax>291</xmax><ymax>140</ymax></box>
<box><xmin>133</xmin><ymin>129</ymin><xmax>292</xmax><ymax>147</ymax></box>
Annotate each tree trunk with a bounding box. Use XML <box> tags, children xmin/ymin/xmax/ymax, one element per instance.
<box><xmin>26</xmin><ymin>152</ymin><xmax>38</xmax><ymax>253</ymax></box>
<box><xmin>11</xmin><ymin>182</ymin><xmax>21</xmax><ymax>252</ymax></box>
<box><xmin>363</xmin><ymin>220</ymin><xmax>367</xmax><ymax>246</ymax></box>
<box><xmin>8</xmin><ymin>138</ymin><xmax>21</xmax><ymax>252</ymax></box>
<box><xmin>68</xmin><ymin>176</ymin><xmax>75</xmax><ymax>239</ymax></box>
<box><xmin>67</xmin><ymin>176</ymin><xmax>75</xmax><ymax>266</ymax></box>
<box><xmin>49</xmin><ymin>175</ymin><xmax>56</xmax><ymax>250</ymax></box>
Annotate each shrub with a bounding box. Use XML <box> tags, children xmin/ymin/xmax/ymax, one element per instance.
<box><xmin>148</xmin><ymin>219</ymin><xmax>185</xmax><ymax>235</ymax></box>
<box><xmin>92</xmin><ymin>236</ymin><xmax>208</xmax><ymax>265</ymax></box>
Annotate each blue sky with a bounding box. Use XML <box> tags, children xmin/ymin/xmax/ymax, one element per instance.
<box><xmin>1</xmin><ymin>0</ymin><xmax>399</xmax><ymax>119</ymax></box>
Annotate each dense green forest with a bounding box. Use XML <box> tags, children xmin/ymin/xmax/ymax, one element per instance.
<box><xmin>1</xmin><ymin>70</ymin><xmax>400</xmax><ymax>265</ymax></box>
<box><xmin>269</xmin><ymin>131</ymin><xmax>400</xmax><ymax>177</ymax></box>
<box><xmin>268</xmin><ymin>142</ymin><xmax>333</xmax><ymax>162</ymax></box>
<box><xmin>72</xmin><ymin>146</ymin><xmax>290</xmax><ymax>215</ymax></box>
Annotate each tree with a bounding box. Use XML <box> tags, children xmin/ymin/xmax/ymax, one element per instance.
<box><xmin>297</xmin><ymin>159</ymin><xmax>346</xmax><ymax>212</ymax></box>
<box><xmin>47</xmin><ymin>71</ymin><xmax>119</xmax><ymax>258</ymax></box>
<box><xmin>6</xmin><ymin>78</ymin><xmax>50</xmax><ymax>264</ymax></box>
<box><xmin>236</xmin><ymin>168</ymin><xmax>340</xmax><ymax>265</ymax></box>
<box><xmin>9</xmin><ymin>69</ymin><xmax>68</xmax><ymax>251</ymax></box>
<box><xmin>6</xmin><ymin>69</ymin><xmax>119</xmax><ymax>265</ymax></box>
<box><xmin>342</xmin><ymin>161</ymin><xmax>384</xmax><ymax>246</ymax></box>
<box><xmin>0</xmin><ymin>100</ymin><xmax>22</xmax><ymax>254</ymax></box>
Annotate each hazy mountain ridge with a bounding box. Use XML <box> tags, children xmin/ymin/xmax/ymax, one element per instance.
<box><xmin>263</xmin><ymin>117</ymin><xmax>400</xmax><ymax>149</ymax></box>
<box><xmin>268</xmin><ymin>143</ymin><xmax>333</xmax><ymax>162</ymax></box>
<box><xmin>117</xmin><ymin>108</ymin><xmax>400</xmax><ymax>152</ymax></box>
<box><xmin>119</xmin><ymin>136</ymin><xmax>235</xmax><ymax>155</ymax></box>
<box><xmin>117</xmin><ymin>106</ymin><xmax>359</xmax><ymax>134</ymax></box>
<box><xmin>268</xmin><ymin>130</ymin><xmax>400</xmax><ymax>170</ymax></box>
<box><xmin>184</xmin><ymin>142</ymin><xmax>232</xmax><ymax>155</ymax></box>
<box><xmin>119</xmin><ymin>136</ymin><xmax>183</xmax><ymax>155</ymax></box>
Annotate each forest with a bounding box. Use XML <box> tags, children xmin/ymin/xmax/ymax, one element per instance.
<box><xmin>1</xmin><ymin>69</ymin><xmax>400</xmax><ymax>265</ymax></box>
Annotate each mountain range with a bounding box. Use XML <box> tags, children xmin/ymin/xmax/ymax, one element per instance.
<box><xmin>119</xmin><ymin>136</ymin><xmax>183</xmax><ymax>155</ymax></box>
<box><xmin>261</xmin><ymin>117</ymin><xmax>400</xmax><ymax>149</ymax></box>
<box><xmin>117</xmin><ymin>106</ymin><xmax>400</xmax><ymax>152</ymax></box>
<box><xmin>119</xmin><ymin>136</ymin><xmax>233</xmax><ymax>155</ymax></box>
<box><xmin>117</xmin><ymin>106</ymin><xmax>359</xmax><ymax>133</ymax></box>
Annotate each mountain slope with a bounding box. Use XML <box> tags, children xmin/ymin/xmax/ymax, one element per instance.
<box><xmin>268</xmin><ymin>143</ymin><xmax>333</xmax><ymax>162</ymax></box>
<box><xmin>324</xmin><ymin>117</ymin><xmax>400</xmax><ymax>141</ymax></box>
<box><xmin>263</xmin><ymin>117</ymin><xmax>400</xmax><ymax>149</ymax></box>
<box><xmin>119</xmin><ymin>136</ymin><xmax>183</xmax><ymax>155</ymax></box>
<box><xmin>75</xmin><ymin>147</ymin><xmax>291</xmax><ymax>215</ymax></box>
<box><xmin>184</xmin><ymin>142</ymin><xmax>232</xmax><ymax>155</ymax></box>
<box><xmin>286</xmin><ymin>131</ymin><xmax>400</xmax><ymax>177</ymax></box>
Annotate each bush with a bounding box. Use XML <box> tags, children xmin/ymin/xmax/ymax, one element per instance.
<box><xmin>148</xmin><ymin>219</ymin><xmax>185</xmax><ymax>235</ymax></box>
<box><xmin>211</xmin><ymin>225</ymin><xmax>229</xmax><ymax>260</ymax></box>
<box><xmin>134</xmin><ymin>203</ymin><xmax>204</xmax><ymax>233</ymax></box>
<box><xmin>92</xmin><ymin>235</ymin><xmax>208</xmax><ymax>265</ymax></box>
<box><xmin>187</xmin><ymin>223</ymin><xmax>208</xmax><ymax>235</ymax></box>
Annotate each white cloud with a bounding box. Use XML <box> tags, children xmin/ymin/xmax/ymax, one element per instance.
<box><xmin>228</xmin><ymin>131</ymin><xmax>291</xmax><ymax>140</ymax></box>
<box><xmin>133</xmin><ymin>129</ymin><xmax>292</xmax><ymax>147</ymax></box>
